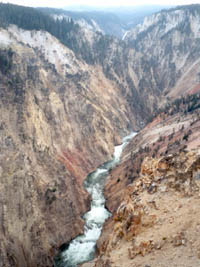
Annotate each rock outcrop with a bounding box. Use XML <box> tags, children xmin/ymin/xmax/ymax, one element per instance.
<box><xmin>92</xmin><ymin>151</ymin><xmax>200</xmax><ymax>267</ymax></box>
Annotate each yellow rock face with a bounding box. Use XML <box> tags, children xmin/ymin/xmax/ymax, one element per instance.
<box><xmin>0</xmin><ymin>32</ymin><xmax>137</xmax><ymax>267</ymax></box>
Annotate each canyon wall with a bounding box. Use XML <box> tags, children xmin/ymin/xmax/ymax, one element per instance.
<box><xmin>85</xmin><ymin>94</ymin><xmax>200</xmax><ymax>267</ymax></box>
<box><xmin>0</xmin><ymin>26</ymin><xmax>135</xmax><ymax>267</ymax></box>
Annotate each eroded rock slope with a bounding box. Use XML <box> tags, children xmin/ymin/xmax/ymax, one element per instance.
<box><xmin>86</xmin><ymin>94</ymin><xmax>200</xmax><ymax>267</ymax></box>
<box><xmin>0</xmin><ymin>25</ymin><xmax>135</xmax><ymax>267</ymax></box>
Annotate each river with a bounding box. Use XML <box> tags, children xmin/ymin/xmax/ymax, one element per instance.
<box><xmin>55</xmin><ymin>132</ymin><xmax>137</xmax><ymax>267</ymax></box>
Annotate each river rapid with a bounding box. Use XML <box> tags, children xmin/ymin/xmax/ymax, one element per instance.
<box><xmin>55</xmin><ymin>132</ymin><xmax>137</xmax><ymax>267</ymax></box>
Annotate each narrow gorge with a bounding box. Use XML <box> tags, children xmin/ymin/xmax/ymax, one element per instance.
<box><xmin>0</xmin><ymin>3</ymin><xmax>200</xmax><ymax>267</ymax></box>
<box><xmin>55</xmin><ymin>132</ymin><xmax>136</xmax><ymax>267</ymax></box>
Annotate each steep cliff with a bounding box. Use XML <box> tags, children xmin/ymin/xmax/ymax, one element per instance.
<box><xmin>0</xmin><ymin>24</ymin><xmax>136</xmax><ymax>267</ymax></box>
<box><xmin>125</xmin><ymin>5</ymin><xmax>200</xmax><ymax>100</ymax></box>
<box><xmin>73</xmin><ymin>5</ymin><xmax>200</xmax><ymax>119</ymax></box>
<box><xmin>93</xmin><ymin>151</ymin><xmax>200</xmax><ymax>267</ymax></box>
<box><xmin>86</xmin><ymin>94</ymin><xmax>200</xmax><ymax>267</ymax></box>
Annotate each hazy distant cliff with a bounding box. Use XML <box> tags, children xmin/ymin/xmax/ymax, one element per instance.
<box><xmin>125</xmin><ymin>5</ymin><xmax>200</xmax><ymax>98</ymax></box>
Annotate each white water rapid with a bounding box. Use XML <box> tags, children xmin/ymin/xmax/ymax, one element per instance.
<box><xmin>55</xmin><ymin>132</ymin><xmax>137</xmax><ymax>267</ymax></box>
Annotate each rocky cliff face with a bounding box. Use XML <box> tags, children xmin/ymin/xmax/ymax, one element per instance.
<box><xmin>84</xmin><ymin>93</ymin><xmax>200</xmax><ymax>267</ymax></box>
<box><xmin>125</xmin><ymin>5</ymin><xmax>200</xmax><ymax>100</ymax></box>
<box><xmin>93</xmin><ymin>151</ymin><xmax>200</xmax><ymax>267</ymax></box>
<box><xmin>100</xmin><ymin>93</ymin><xmax>200</xmax><ymax>216</ymax></box>
<box><xmin>73</xmin><ymin>5</ymin><xmax>200</xmax><ymax>120</ymax></box>
<box><xmin>0</xmin><ymin>25</ymin><xmax>136</xmax><ymax>267</ymax></box>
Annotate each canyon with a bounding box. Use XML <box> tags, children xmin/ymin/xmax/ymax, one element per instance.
<box><xmin>87</xmin><ymin>94</ymin><xmax>200</xmax><ymax>267</ymax></box>
<box><xmin>0</xmin><ymin>3</ymin><xmax>200</xmax><ymax>267</ymax></box>
<box><xmin>0</xmin><ymin>25</ymin><xmax>134</xmax><ymax>267</ymax></box>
